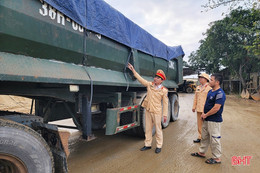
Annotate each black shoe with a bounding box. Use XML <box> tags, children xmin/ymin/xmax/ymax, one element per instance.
<box><xmin>193</xmin><ymin>139</ymin><xmax>201</xmax><ymax>143</ymax></box>
<box><xmin>140</xmin><ymin>146</ymin><xmax>151</xmax><ymax>151</ymax></box>
<box><xmin>155</xmin><ymin>148</ymin><xmax>161</xmax><ymax>154</ymax></box>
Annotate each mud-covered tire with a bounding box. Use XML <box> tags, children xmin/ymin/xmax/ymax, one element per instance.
<box><xmin>170</xmin><ymin>94</ymin><xmax>179</xmax><ymax>121</ymax></box>
<box><xmin>0</xmin><ymin>118</ymin><xmax>54</xmax><ymax>173</ymax></box>
<box><xmin>161</xmin><ymin>98</ymin><xmax>171</xmax><ymax>128</ymax></box>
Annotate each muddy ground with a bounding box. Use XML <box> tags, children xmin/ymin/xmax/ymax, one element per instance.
<box><xmin>0</xmin><ymin>93</ymin><xmax>259</xmax><ymax>173</ymax></box>
<box><xmin>67</xmin><ymin>93</ymin><xmax>260</xmax><ymax>173</ymax></box>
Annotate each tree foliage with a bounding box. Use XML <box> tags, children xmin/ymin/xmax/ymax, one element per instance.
<box><xmin>188</xmin><ymin>8</ymin><xmax>260</xmax><ymax>89</ymax></box>
<box><xmin>203</xmin><ymin>0</ymin><xmax>260</xmax><ymax>12</ymax></box>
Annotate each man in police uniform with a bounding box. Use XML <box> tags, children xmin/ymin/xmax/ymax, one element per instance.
<box><xmin>128</xmin><ymin>63</ymin><xmax>168</xmax><ymax>154</ymax></box>
<box><xmin>192</xmin><ymin>73</ymin><xmax>211</xmax><ymax>143</ymax></box>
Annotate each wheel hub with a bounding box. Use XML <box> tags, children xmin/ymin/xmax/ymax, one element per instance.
<box><xmin>0</xmin><ymin>154</ymin><xmax>27</xmax><ymax>173</ymax></box>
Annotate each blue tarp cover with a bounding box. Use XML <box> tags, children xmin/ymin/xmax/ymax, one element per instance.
<box><xmin>44</xmin><ymin>0</ymin><xmax>184</xmax><ymax>60</ymax></box>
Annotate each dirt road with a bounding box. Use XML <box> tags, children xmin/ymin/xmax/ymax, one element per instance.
<box><xmin>67</xmin><ymin>93</ymin><xmax>260</xmax><ymax>173</ymax></box>
<box><xmin>0</xmin><ymin>95</ymin><xmax>33</xmax><ymax>114</ymax></box>
<box><xmin>0</xmin><ymin>93</ymin><xmax>259</xmax><ymax>172</ymax></box>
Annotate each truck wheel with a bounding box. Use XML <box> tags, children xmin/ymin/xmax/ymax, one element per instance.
<box><xmin>161</xmin><ymin>98</ymin><xmax>171</xmax><ymax>128</ymax></box>
<box><xmin>186</xmin><ymin>87</ymin><xmax>193</xmax><ymax>93</ymax></box>
<box><xmin>0</xmin><ymin>118</ymin><xmax>54</xmax><ymax>173</ymax></box>
<box><xmin>170</xmin><ymin>94</ymin><xmax>179</xmax><ymax>121</ymax></box>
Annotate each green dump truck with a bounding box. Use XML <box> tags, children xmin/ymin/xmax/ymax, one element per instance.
<box><xmin>0</xmin><ymin>0</ymin><xmax>184</xmax><ymax>172</ymax></box>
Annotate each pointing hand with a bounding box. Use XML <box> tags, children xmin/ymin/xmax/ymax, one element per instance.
<box><xmin>128</xmin><ymin>63</ymin><xmax>134</xmax><ymax>71</ymax></box>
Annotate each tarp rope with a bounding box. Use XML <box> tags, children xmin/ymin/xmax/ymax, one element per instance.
<box><xmin>124</xmin><ymin>49</ymin><xmax>133</xmax><ymax>91</ymax></box>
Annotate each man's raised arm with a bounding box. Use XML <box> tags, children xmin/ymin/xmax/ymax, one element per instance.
<box><xmin>128</xmin><ymin>63</ymin><xmax>149</xmax><ymax>87</ymax></box>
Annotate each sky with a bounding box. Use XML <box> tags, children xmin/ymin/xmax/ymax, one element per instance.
<box><xmin>104</xmin><ymin>0</ymin><xmax>229</xmax><ymax>62</ymax></box>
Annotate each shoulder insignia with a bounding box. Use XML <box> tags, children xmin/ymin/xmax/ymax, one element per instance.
<box><xmin>162</xmin><ymin>86</ymin><xmax>168</xmax><ymax>90</ymax></box>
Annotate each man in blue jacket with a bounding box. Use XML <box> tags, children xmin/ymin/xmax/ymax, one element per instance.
<box><xmin>191</xmin><ymin>73</ymin><xmax>226</xmax><ymax>164</ymax></box>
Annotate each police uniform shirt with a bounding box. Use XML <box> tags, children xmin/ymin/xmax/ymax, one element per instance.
<box><xmin>193</xmin><ymin>84</ymin><xmax>212</xmax><ymax>112</ymax></box>
<box><xmin>133</xmin><ymin>71</ymin><xmax>168</xmax><ymax>117</ymax></box>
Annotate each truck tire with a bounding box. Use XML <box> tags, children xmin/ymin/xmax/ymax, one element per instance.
<box><xmin>0</xmin><ymin>118</ymin><xmax>54</xmax><ymax>173</ymax></box>
<box><xmin>161</xmin><ymin>98</ymin><xmax>171</xmax><ymax>128</ymax></box>
<box><xmin>170</xmin><ymin>94</ymin><xmax>179</xmax><ymax>121</ymax></box>
<box><xmin>186</xmin><ymin>87</ymin><xmax>193</xmax><ymax>93</ymax></box>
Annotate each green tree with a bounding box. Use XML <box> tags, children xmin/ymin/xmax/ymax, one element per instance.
<box><xmin>203</xmin><ymin>0</ymin><xmax>260</xmax><ymax>61</ymax></box>
<box><xmin>189</xmin><ymin>8</ymin><xmax>260</xmax><ymax>90</ymax></box>
<box><xmin>203</xmin><ymin>0</ymin><xmax>259</xmax><ymax>11</ymax></box>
